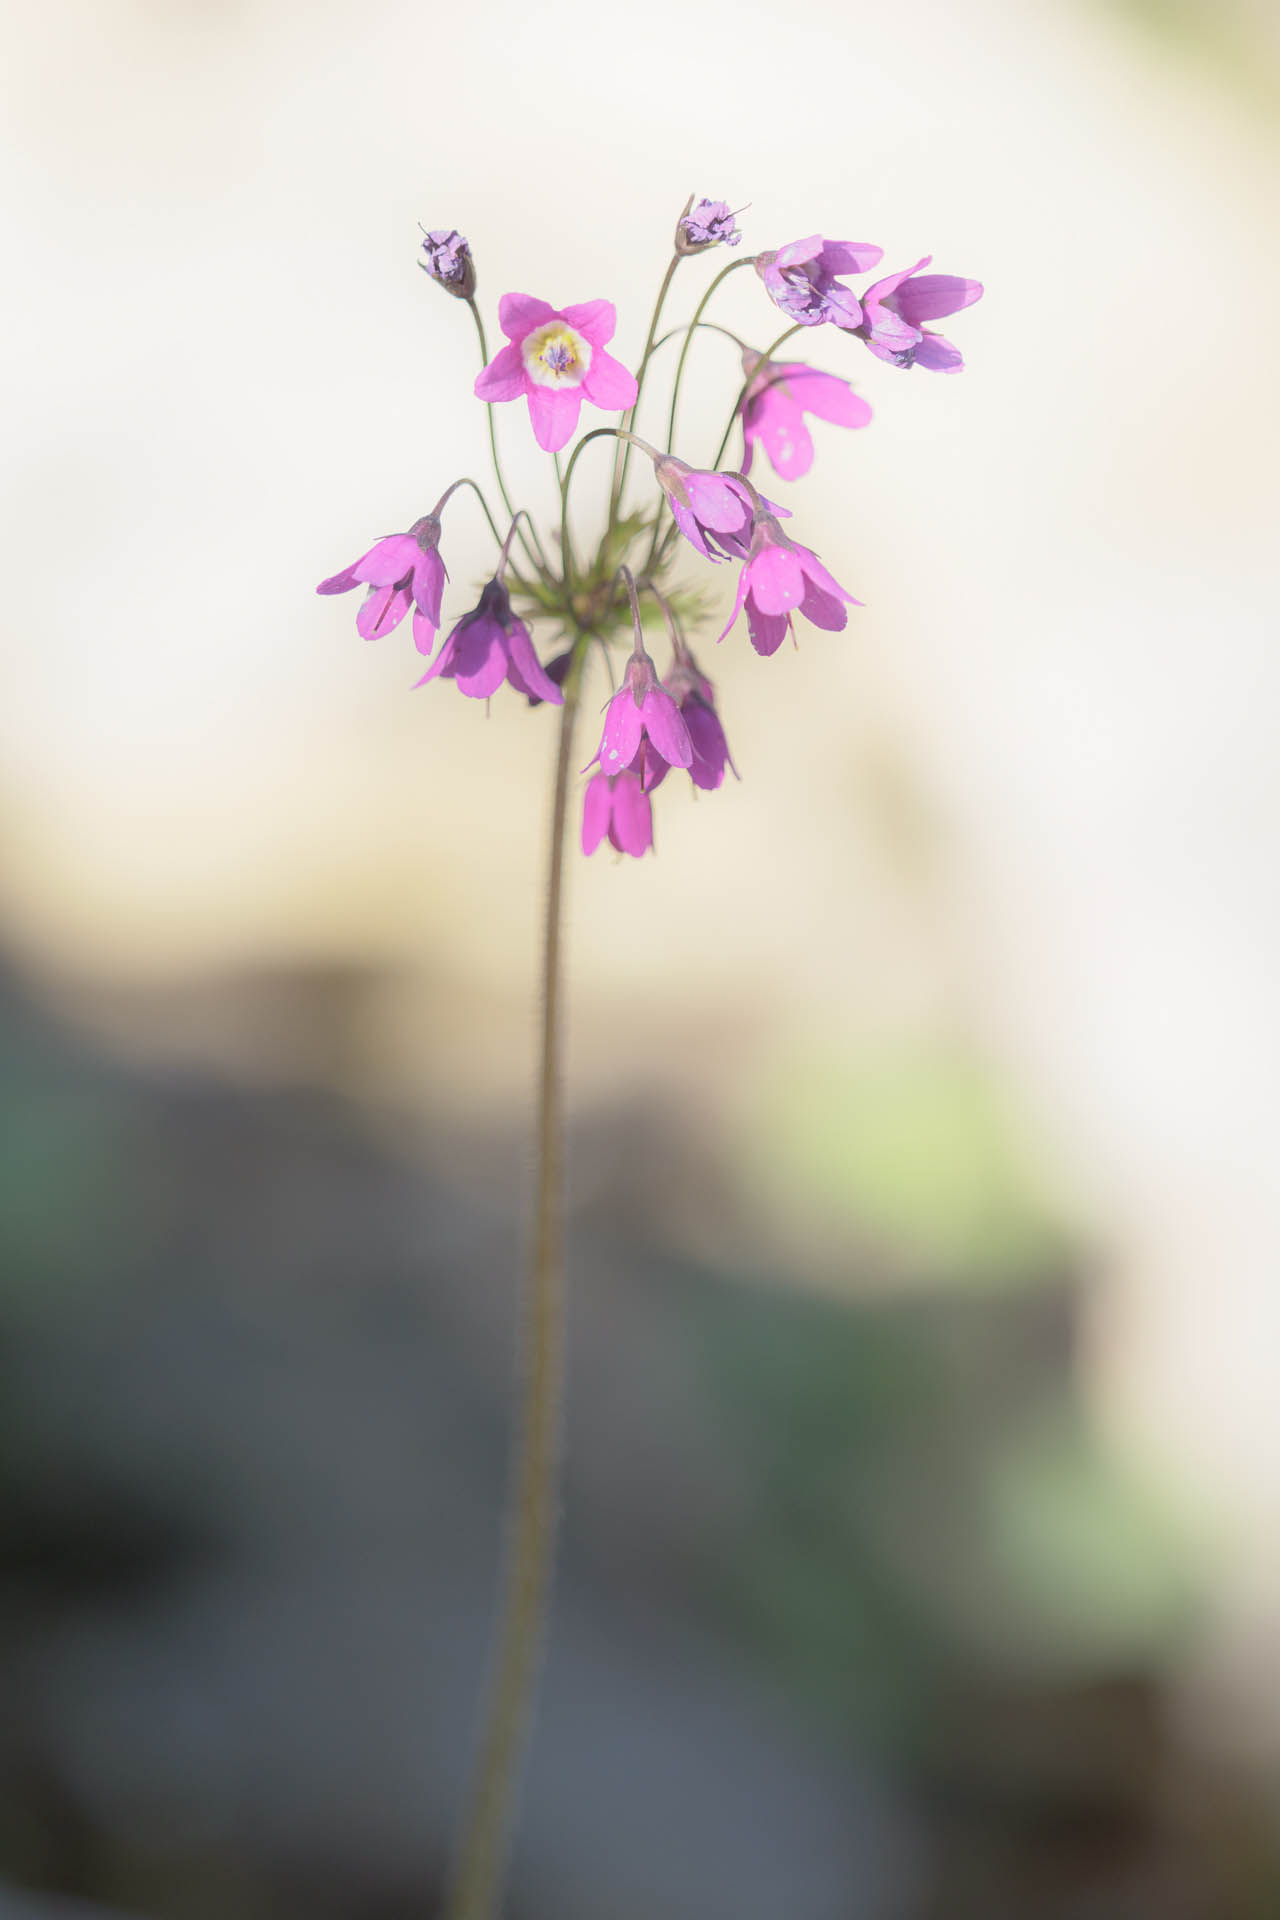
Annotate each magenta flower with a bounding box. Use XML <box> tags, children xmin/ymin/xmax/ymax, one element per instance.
<box><xmin>719</xmin><ymin>512</ymin><xmax>860</xmax><ymax>657</ymax></box>
<box><xmin>316</xmin><ymin>515</ymin><xmax>446</xmax><ymax>654</ymax></box>
<box><xmin>586</xmin><ymin>639</ymin><xmax>692</xmax><ymax>785</ymax></box>
<box><xmin>858</xmin><ymin>256</ymin><xmax>983</xmax><ymax>371</ymax></box>
<box><xmin>753</xmin><ymin>236</ymin><xmax>882</xmax><ymax>329</ymax></box>
<box><xmin>740</xmin><ymin>353</ymin><xmax>872</xmax><ymax>482</ymax></box>
<box><xmin>474</xmin><ymin>294</ymin><xmax>638</xmax><ymax>453</ymax></box>
<box><xmin>581</xmin><ymin>768</ymin><xmax>653</xmax><ymax>859</ymax></box>
<box><xmin>417</xmin><ymin>577</ymin><xmax>563</xmax><ymax>703</ymax></box>
<box><xmin>648</xmin><ymin>453</ymin><xmax>790</xmax><ymax>563</ymax></box>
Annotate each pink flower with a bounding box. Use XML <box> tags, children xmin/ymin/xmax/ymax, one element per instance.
<box><xmin>581</xmin><ymin>769</ymin><xmax>653</xmax><ymax>859</ymax></box>
<box><xmin>739</xmin><ymin>353</ymin><xmax>872</xmax><ymax>482</ymax></box>
<box><xmin>316</xmin><ymin>515</ymin><xmax>446</xmax><ymax>654</ymax></box>
<box><xmin>719</xmin><ymin>512</ymin><xmax>860</xmax><ymax>657</ymax></box>
<box><xmin>474</xmin><ymin>294</ymin><xmax>639</xmax><ymax>453</ymax></box>
<box><xmin>649</xmin><ymin>458</ymin><xmax>752</xmax><ymax>563</ymax></box>
<box><xmin>753</xmin><ymin>236</ymin><xmax>882</xmax><ymax>329</ymax></box>
<box><xmin>858</xmin><ymin>256</ymin><xmax>983</xmax><ymax>372</ymax></box>
<box><xmin>416</xmin><ymin>577</ymin><xmax>563</xmax><ymax>703</ymax></box>
<box><xmin>586</xmin><ymin>639</ymin><xmax>693</xmax><ymax>786</ymax></box>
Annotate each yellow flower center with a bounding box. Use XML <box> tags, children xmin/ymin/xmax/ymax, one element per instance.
<box><xmin>522</xmin><ymin>321</ymin><xmax>592</xmax><ymax>389</ymax></box>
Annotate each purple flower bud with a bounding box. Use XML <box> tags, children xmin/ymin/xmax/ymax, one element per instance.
<box><xmin>419</xmin><ymin>227</ymin><xmax>476</xmax><ymax>299</ymax></box>
<box><xmin>676</xmin><ymin>198</ymin><xmax>742</xmax><ymax>254</ymax></box>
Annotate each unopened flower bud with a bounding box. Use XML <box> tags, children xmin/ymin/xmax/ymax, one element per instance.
<box><xmin>418</xmin><ymin>227</ymin><xmax>476</xmax><ymax>299</ymax></box>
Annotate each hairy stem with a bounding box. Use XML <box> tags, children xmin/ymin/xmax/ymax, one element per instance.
<box><xmin>443</xmin><ymin>644</ymin><xmax>585</xmax><ymax>1920</ymax></box>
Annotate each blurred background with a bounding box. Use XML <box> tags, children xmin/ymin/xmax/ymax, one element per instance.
<box><xmin>2</xmin><ymin>0</ymin><xmax>1279</xmax><ymax>1914</ymax></box>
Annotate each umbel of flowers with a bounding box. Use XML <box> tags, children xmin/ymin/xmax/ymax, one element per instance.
<box><xmin>318</xmin><ymin>196</ymin><xmax>982</xmax><ymax>861</ymax></box>
<box><xmin>316</xmin><ymin>196</ymin><xmax>982</xmax><ymax>1920</ymax></box>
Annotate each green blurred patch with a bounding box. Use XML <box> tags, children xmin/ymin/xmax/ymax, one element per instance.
<box><xmin>752</xmin><ymin>1048</ymin><xmax>1070</xmax><ymax>1284</ymax></box>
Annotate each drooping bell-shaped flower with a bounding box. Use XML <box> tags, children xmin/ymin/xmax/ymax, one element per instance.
<box><xmin>857</xmin><ymin>256</ymin><xmax>983</xmax><ymax>371</ymax></box>
<box><xmin>720</xmin><ymin>510</ymin><xmax>860</xmax><ymax>657</ymax></box>
<box><xmin>739</xmin><ymin>351</ymin><xmax>872</xmax><ymax>482</ymax></box>
<box><xmin>753</xmin><ymin>236</ymin><xmax>882</xmax><ymax>329</ymax></box>
<box><xmin>316</xmin><ymin>514</ymin><xmax>447</xmax><ymax>655</ymax></box>
<box><xmin>581</xmin><ymin>768</ymin><xmax>653</xmax><ymax>859</ymax></box>
<box><xmin>585</xmin><ymin>634</ymin><xmax>692</xmax><ymax>787</ymax></box>
<box><xmin>417</xmin><ymin>577</ymin><xmax>563</xmax><ymax>703</ymax></box>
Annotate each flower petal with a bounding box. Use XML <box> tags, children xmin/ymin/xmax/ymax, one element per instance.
<box><xmin>599</xmin><ymin>690</ymin><xmax>644</xmax><ymax>773</ymax></box>
<box><xmin>891</xmin><ymin>275</ymin><xmax>983</xmax><ymax>326</ymax></box>
<box><xmin>608</xmin><ymin>773</ymin><xmax>653</xmax><ymax>858</ymax></box>
<box><xmin>316</xmin><ymin>562</ymin><xmax>362</xmax><ymax>595</ymax></box>
<box><xmin>798</xmin><ymin>581</ymin><xmax>849</xmax><ymax>631</ymax></box>
<box><xmin>560</xmin><ymin>299</ymin><xmax>616</xmax><ymax>345</ymax></box>
<box><xmin>475</xmin><ymin>341</ymin><xmax>527</xmax><ymax>402</ymax></box>
<box><xmin>414</xmin><ymin>631</ymin><xmax>456</xmax><ymax>685</ymax></box>
<box><xmin>796</xmin><ymin>546</ymin><xmax>858</xmax><ymax>605</ymax></box>
<box><xmin>412</xmin><ymin>608</ymin><xmax>438</xmax><ymax>656</ymax></box>
<box><xmin>641</xmin><ymin>688</ymin><xmax>693</xmax><ymax>769</ymax></box>
<box><xmin>581</xmin><ymin>348</ymin><xmax>638</xmax><ymax>413</ymax></box>
<box><xmin>352</xmin><ymin>534</ymin><xmax>420</xmax><ymax>586</ymax></box>
<box><xmin>818</xmin><ymin>241</ymin><xmax>884</xmax><ymax>275</ymax></box>
<box><xmin>685</xmin><ymin>473</ymin><xmax>752</xmax><ymax>534</ymax></box>
<box><xmin>786</xmin><ymin>369</ymin><xmax>873</xmax><ymax>429</ymax></box>
<box><xmin>913</xmin><ymin>331</ymin><xmax>965</xmax><ymax>373</ymax></box>
<box><xmin>411</xmin><ymin>550</ymin><xmax>446</xmax><ymax>625</ymax></box>
<box><xmin>746</xmin><ymin>545</ymin><xmax>806</xmax><ymax>615</ymax></box>
<box><xmin>758</xmin><ymin>405</ymin><xmax>816</xmax><ymax>482</ymax></box>
<box><xmin>357</xmin><ymin>582</ymin><xmax>411</xmax><ymax>639</ymax></box>
<box><xmin>582</xmin><ymin>773</ymin><xmax>613</xmax><ymax>855</ymax></box>
<box><xmin>746</xmin><ymin>603</ymin><xmax>791</xmax><ymax>656</ymax></box>
<box><xmin>716</xmin><ymin>562</ymin><xmax>753</xmax><ymax>643</ymax></box>
<box><xmin>671</xmin><ymin>498</ymin><xmax>714</xmax><ymax>559</ymax></box>
<box><xmin>526</xmin><ymin>384</ymin><xmax>584</xmax><ymax>452</ymax></box>
<box><xmin>451</xmin><ymin>619</ymin><xmax>508</xmax><ymax>698</ymax></box>
<box><xmin>684</xmin><ymin>701</ymin><xmax>732</xmax><ymax>791</ymax></box>
<box><xmin>505</xmin><ymin>621</ymin><xmax>565</xmax><ymax>705</ymax></box>
<box><xmin>498</xmin><ymin>292</ymin><xmax>556</xmax><ymax>341</ymax></box>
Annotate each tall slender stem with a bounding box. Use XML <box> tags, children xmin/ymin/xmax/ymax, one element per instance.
<box><xmin>607</xmin><ymin>252</ymin><xmax>682</xmax><ymax>532</ymax></box>
<box><xmin>443</xmin><ymin>646</ymin><xmax>585</xmax><ymax>1920</ymax></box>
<box><xmin>466</xmin><ymin>297</ymin><xmax>550</xmax><ymax>578</ymax></box>
<box><xmin>663</xmin><ymin>257</ymin><xmax>750</xmax><ymax>459</ymax></box>
<box><xmin>649</xmin><ymin>321</ymin><xmax>801</xmax><ymax>573</ymax></box>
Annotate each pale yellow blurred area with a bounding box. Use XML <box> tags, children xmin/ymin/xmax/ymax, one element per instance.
<box><xmin>3</xmin><ymin>0</ymin><xmax>1279</xmax><ymax>1763</ymax></box>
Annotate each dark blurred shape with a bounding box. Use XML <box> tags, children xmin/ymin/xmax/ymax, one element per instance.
<box><xmin>0</xmin><ymin>960</ymin><xmax>1276</xmax><ymax>1920</ymax></box>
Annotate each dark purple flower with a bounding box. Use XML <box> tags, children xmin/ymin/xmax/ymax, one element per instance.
<box><xmin>419</xmin><ymin>228</ymin><xmax>475</xmax><ymax>299</ymax></box>
<box><xmin>739</xmin><ymin>351</ymin><xmax>872</xmax><ymax>482</ymax></box>
<box><xmin>662</xmin><ymin>649</ymin><xmax>738</xmax><ymax>791</ymax></box>
<box><xmin>753</xmin><ymin>235</ymin><xmax>882</xmax><ymax>329</ymax></box>
<box><xmin>317</xmin><ymin>515</ymin><xmax>446</xmax><ymax>654</ymax></box>
<box><xmin>677</xmin><ymin>198</ymin><xmax>742</xmax><ymax>253</ymax></box>
<box><xmin>720</xmin><ymin>511</ymin><xmax>860</xmax><ymax>657</ymax></box>
<box><xmin>585</xmin><ymin>638</ymin><xmax>692</xmax><ymax>787</ymax></box>
<box><xmin>417</xmin><ymin>577</ymin><xmax>563</xmax><ymax>703</ymax></box>
<box><xmin>581</xmin><ymin>768</ymin><xmax>652</xmax><ymax>858</ymax></box>
<box><xmin>857</xmin><ymin>256</ymin><xmax>983</xmax><ymax>371</ymax></box>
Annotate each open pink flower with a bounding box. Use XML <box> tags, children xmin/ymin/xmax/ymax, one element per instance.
<box><xmin>416</xmin><ymin>577</ymin><xmax>563</xmax><ymax>703</ymax></box>
<box><xmin>858</xmin><ymin>256</ymin><xmax>983</xmax><ymax>372</ymax></box>
<box><xmin>581</xmin><ymin>769</ymin><xmax>653</xmax><ymax>859</ymax></box>
<box><xmin>740</xmin><ymin>353</ymin><xmax>872</xmax><ymax>482</ymax></box>
<box><xmin>585</xmin><ymin>639</ymin><xmax>692</xmax><ymax>787</ymax></box>
<box><xmin>753</xmin><ymin>236</ymin><xmax>882</xmax><ymax>329</ymax></box>
<box><xmin>316</xmin><ymin>515</ymin><xmax>446</xmax><ymax>654</ymax></box>
<box><xmin>475</xmin><ymin>294</ymin><xmax>638</xmax><ymax>453</ymax></box>
<box><xmin>719</xmin><ymin>512</ymin><xmax>860</xmax><ymax>657</ymax></box>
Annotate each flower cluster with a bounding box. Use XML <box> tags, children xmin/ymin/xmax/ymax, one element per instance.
<box><xmin>317</xmin><ymin>198</ymin><xmax>982</xmax><ymax>862</ymax></box>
